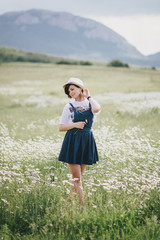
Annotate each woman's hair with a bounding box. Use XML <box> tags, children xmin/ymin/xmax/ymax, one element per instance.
<box><xmin>64</xmin><ymin>84</ymin><xmax>83</xmax><ymax>98</ymax></box>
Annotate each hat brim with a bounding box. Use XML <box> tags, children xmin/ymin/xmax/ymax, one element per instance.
<box><xmin>63</xmin><ymin>82</ymin><xmax>84</xmax><ymax>90</ymax></box>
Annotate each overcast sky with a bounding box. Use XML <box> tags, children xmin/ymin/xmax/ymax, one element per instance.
<box><xmin>0</xmin><ymin>0</ymin><xmax>160</xmax><ymax>55</ymax></box>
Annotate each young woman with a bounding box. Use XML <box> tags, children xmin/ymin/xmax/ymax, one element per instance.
<box><xmin>58</xmin><ymin>78</ymin><xmax>101</xmax><ymax>205</ymax></box>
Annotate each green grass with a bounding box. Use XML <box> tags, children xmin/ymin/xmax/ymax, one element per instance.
<box><xmin>0</xmin><ymin>62</ymin><xmax>160</xmax><ymax>239</ymax></box>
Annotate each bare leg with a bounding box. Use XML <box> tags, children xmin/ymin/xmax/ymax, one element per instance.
<box><xmin>81</xmin><ymin>164</ymin><xmax>87</xmax><ymax>176</ymax></box>
<box><xmin>71</xmin><ymin>164</ymin><xmax>86</xmax><ymax>194</ymax></box>
<box><xmin>68</xmin><ymin>164</ymin><xmax>84</xmax><ymax>205</ymax></box>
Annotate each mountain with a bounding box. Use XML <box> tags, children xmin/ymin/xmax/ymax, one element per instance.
<box><xmin>0</xmin><ymin>9</ymin><xmax>157</xmax><ymax>66</ymax></box>
<box><xmin>147</xmin><ymin>52</ymin><xmax>160</xmax><ymax>67</ymax></box>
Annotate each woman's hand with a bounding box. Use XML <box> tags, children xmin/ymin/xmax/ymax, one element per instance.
<box><xmin>83</xmin><ymin>88</ymin><xmax>91</xmax><ymax>99</ymax></box>
<box><xmin>74</xmin><ymin>121</ymin><xmax>86</xmax><ymax>129</ymax></box>
<box><xmin>83</xmin><ymin>88</ymin><xmax>101</xmax><ymax>114</ymax></box>
<box><xmin>59</xmin><ymin>121</ymin><xmax>86</xmax><ymax>131</ymax></box>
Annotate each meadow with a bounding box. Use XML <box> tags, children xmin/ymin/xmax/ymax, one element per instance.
<box><xmin>0</xmin><ymin>62</ymin><xmax>160</xmax><ymax>239</ymax></box>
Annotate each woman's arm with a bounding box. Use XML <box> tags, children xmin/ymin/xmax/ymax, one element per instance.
<box><xmin>59</xmin><ymin>121</ymin><xmax>86</xmax><ymax>131</ymax></box>
<box><xmin>88</xmin><ymin>97</ymin><xmax>101</xmax><ymax>113</ymax></box>
<box><xmin>84</xmin><ymin>89</ymin><xmax>101</xmax><ymax>113</ymax></box>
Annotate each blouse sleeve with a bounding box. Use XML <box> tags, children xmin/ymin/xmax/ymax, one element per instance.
<box><xmin>59</xmin><ymin>103</ymin><xmax>73</xmax><ymax>124</ymax></box>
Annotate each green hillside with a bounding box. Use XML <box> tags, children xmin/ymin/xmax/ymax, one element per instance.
<box><xmin>0</xmin><ymin>46</ymin><xmax>94</xmax><ymax>66</ymax></box>
<box><xmin>0</xmin><ymin>46</ymin><xmax>69</xmax><ymax>63</ymax></box>
<box><xmin>0</xmin><ymin>46</ymin><xmax>61</xmax><ymax>63</ymax></box>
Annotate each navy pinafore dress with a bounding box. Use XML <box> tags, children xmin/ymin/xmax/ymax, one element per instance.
<box><xmin>58</xmin><ymin>102</ymin><xmax>99</xmax><ymax>165</ymax></box>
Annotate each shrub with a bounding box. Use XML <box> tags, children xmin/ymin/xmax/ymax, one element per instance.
<box><xmin>80</xmin><ymin>61</ymin><xmax>92</xmax><ymax>66</ymax></box>
<box><xmin>151</xmin><ymin>66</ymin><xmax>156</xmax><ymax>70</ymax></box>
<box><xmin>56</xmin><ymin>60</ymin><xmax>93</xmax><ymax>66</ymax></box>
<box><xmin>56</xmin><ymin>60</ymin><xmax>78</xmax><ymax>65</ymax></box>
<box><xmin>107</xmin><ymin>59</ymin><xmax>129</xmax><ymax>68</ymax></box>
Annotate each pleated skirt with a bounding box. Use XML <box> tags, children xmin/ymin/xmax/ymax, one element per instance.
<box><xmin>58</xmin><ymin>128</ymin><xmax>99</xmax><ymax>165</ymax></box>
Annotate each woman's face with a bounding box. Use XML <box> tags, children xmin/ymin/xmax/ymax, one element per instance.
<box><xmin>68</xmin><ymin>85</ymin><xmax>82</xmax><ymax>99</ymax></box>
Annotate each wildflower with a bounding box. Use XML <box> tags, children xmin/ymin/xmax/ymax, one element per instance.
<box><xmin>88</xmin><ymin>192</ymin><xmax>92</xmax><ymax>196</ymax></box>
<box><xmin>1</xmin><ymin>199</ymin><xmax>8</xmax><ymax>204</ymax></box>
<box><xmin>92</xmin><ymin>189</ymin><xmax>97</xmax><ymax>192</ymax></box>
<box><xmin>92</xmin><ymin>204</ymin><xmax>97</xmax><ymax>208</ymax></box>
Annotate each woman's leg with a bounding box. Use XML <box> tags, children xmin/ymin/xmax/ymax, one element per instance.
<box><xmin>81</xmin><ymin>164</ymin><xmax>87</xmax><ymax>176</ymax></box>
<box><xmin>68</xmin><ymin>164</ymin><xmax>84</xmax><ymax>204</ymax></box>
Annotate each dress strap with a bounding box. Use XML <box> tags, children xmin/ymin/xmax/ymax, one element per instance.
<box><xmin>69</xmin><ymin>103</ymin><xmax>76</xmax><ymax>111</ymax></box>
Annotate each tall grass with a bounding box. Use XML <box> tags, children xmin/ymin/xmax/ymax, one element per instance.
<box><xmin>0</xmin><ymin>63</ymin><xmax>160</xmax><ymax>239</ymax></box>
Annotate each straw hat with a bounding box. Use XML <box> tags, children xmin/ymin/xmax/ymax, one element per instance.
<box><xmin>63</xmin><ymin>77</ymin><xmax>84</xmax><ymax>90</ymax></box>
